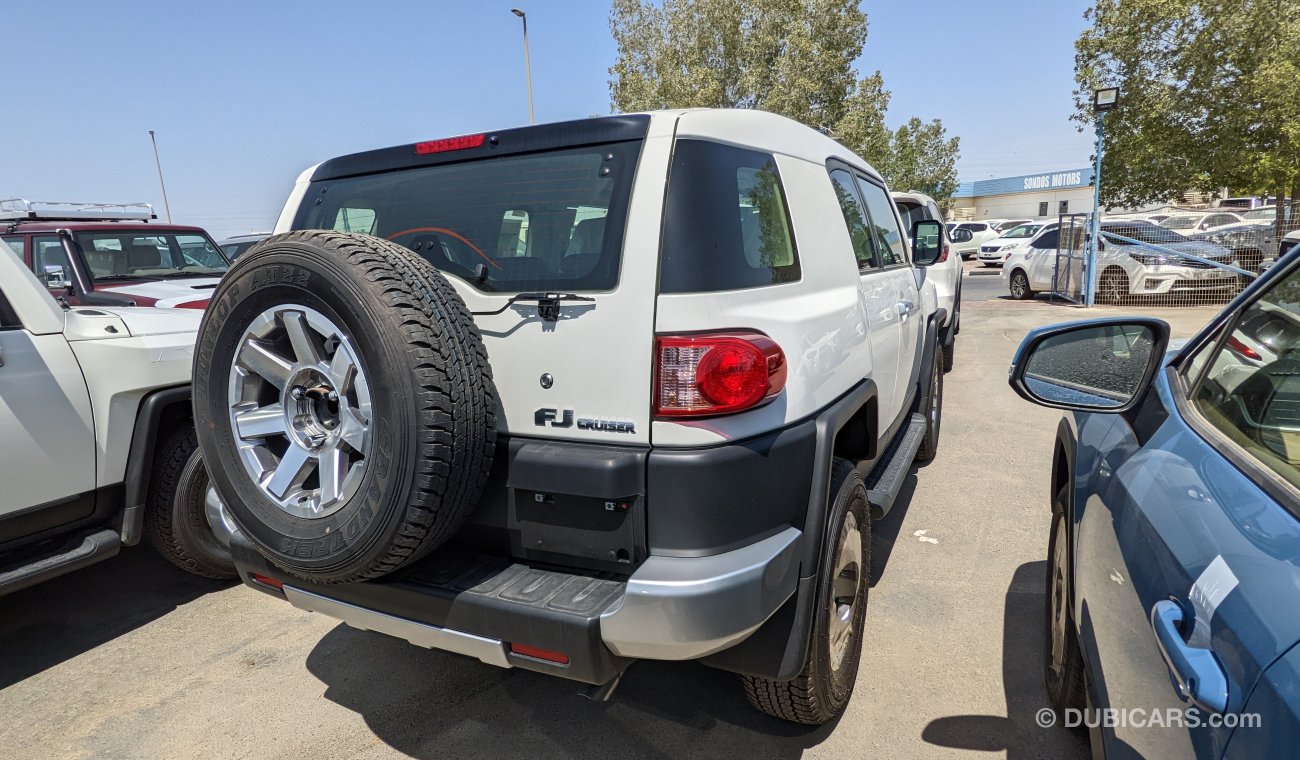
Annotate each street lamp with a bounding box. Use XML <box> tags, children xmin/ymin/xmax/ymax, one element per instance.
<box><xmin>148</xmin><ymin>130</ymin><xmax>173</xmax><ymax>223</ymax></box>
<box><xmin>1085</xmin><ymin>86</ymin><xmax>1119</xmax><ymax>305</ymax></box>
<box><xmin>511</xmin><ymin>8</ymin><xmax>535</xmax><ymax>125</ymax></box>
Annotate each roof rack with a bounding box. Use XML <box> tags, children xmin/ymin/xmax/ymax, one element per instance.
<box><xmin>0</xmin><ymin>198</ymin><xmax>157</xmax><ymax>223</ymax></box>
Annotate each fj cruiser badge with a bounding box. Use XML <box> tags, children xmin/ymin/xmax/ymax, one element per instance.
<box><xmin>535</xmin><ymin>407</ymin><xmax>635</xmax><ymax>434</ymax></box>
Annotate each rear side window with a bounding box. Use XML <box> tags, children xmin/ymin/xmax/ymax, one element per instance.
<box><xmin>958</xmin><ymin>223</ymin><xmax>988</xmax><ymax>233</ymax></box>
<box><xmin>294</xmin><ymin>141</ymin><xmax>642</xmax><ymax>293</ymax></box>
<box><xmin>660</xmin><ymin>140</ymin><xmax>800</xmax><ymax>293</ymax></box>
<box><xmin>830</xmin><ymin>169</ymin><xmax>875</xmax><ymax>269</ymax></box>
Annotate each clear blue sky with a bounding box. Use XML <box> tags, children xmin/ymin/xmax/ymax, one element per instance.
<box><xmin>2</xmin><ymin>0</ymin><xmax>1095</xmax><ymax>239</ymax></box>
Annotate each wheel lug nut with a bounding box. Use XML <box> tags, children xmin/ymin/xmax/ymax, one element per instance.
<box><xmin>328</xmin><ymin>390</ymin><xmax>339</xmax><ymax>402</ymax></box>
<box><xmin>291</xmin><ymin>387</ymin><xmax>304</xmax><ymax>400</ymax></box>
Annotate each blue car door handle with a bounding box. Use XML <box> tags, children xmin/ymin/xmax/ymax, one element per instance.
<box><xmin>1151</xmin><ymin>600</ymin><xmax>1229</xmax><ymax>714</ymax></box>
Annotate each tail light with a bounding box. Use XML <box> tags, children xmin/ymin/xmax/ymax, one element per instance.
<box><xmin>937</xmin><ymin>240</ymin><xmax>950</xmax><ymax>263</ymax></box>
<box><xmin>415</xmin><ymin>133</ymin><xmax>487</xmax><ymax>155</ymax></box>
<box><xmin>1226</xmin><ymin>335</ymin><xmax>1261</xmax><ymax>361</ymax></box>
<box><xmin>655</xmin><ymin>332</ymin><xmax>786</xmax><ymax>418</ymax></box>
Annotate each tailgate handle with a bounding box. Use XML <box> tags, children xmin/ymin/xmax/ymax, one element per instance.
<box><xmin>1151</xmin><ymin>600</ymin><xmax>1228</xmax><ymax>713</ymax></box>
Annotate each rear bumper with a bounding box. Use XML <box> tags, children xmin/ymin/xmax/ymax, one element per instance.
<box><xmin>234</xmin><ymin>523</ymin><xmax>802</xmax><ymax>684</ymax></box>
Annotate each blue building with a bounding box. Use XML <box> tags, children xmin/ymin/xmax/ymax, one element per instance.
<box><xmin>947</xmin><ymin>168</ymin><xmax>1095</xmax><ymax>221</ymax></box>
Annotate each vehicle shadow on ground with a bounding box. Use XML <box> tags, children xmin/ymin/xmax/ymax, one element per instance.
<box><xmin>306</xmin><ymin>624</ymin><xmax>838</xmax><ymax>759</ymax></box>
<box><xmin>0</xmin><ymin>548</ymin><xmax>232</xmax><ymax>690</ymax></box>
<box><xmin>918</xmin><ymin>560</ymin><xmax>1089</xmax><ymax>758</ymax></box>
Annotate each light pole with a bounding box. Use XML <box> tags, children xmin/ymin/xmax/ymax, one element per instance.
<box><xmin>1086</xmin><ymin>87</ymin><xmax>1119</xmax><ymax>306</ymax></box>
<box><xmin>511</xmin><ymin>8</ymin><xmax>535</xmax><ymax>124</ymax></box>
<box><xmin>148</xmin><ymin>130</ymin><xmax>173</xmax><ymax>223</ymax></box>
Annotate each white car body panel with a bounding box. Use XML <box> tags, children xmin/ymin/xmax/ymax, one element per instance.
<box><xmin>0</xmin><ymin>241</ymin><xmax>201</xmax><ymax>513</ymax></box>
<box><xmin>94</xmin><ymin>278</ymin><xmax>222</xmax><ymax>308</ymax></box>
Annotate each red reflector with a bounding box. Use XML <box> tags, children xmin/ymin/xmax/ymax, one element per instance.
<box><xmin>251</xmin><ymin>573</ymin><xmax>285</xmax><ymax>590</ymax></box>
<box><xmin>415</xmin><ymin>133</ymin><xmax>487</xmax><ymax>155</ymax></box>
<box><xmin>175</xmin><ymin>299</ymin><xmax>208</xmax><ymax>310</ymax></box>
<box><xmin>655</xmin><ymin>332</ymin><xmax>786</xmax><ymax>418</ymax></box>
<box><xmin>1226</xmin><ymin>335</ymin><xmax>1262</xmax><ymax>361</ymax></box>
<box><xmin>510</xmin><ymin>643</ymin><xmax>570</xmax><ymax>664</ymax></box>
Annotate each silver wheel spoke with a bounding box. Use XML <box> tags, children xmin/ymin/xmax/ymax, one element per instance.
<box><xmin>234</xmin><ymin>403</ymin><xmax>286</xmax><ymax>439</ymax></box>
<box><xmin>267</xmin><ymin>445</ymin><xmax>314</xmax><ymax>499</ymax></box>
<box><xmin>282</xmin><ymin>310</ymin><xmax>325</xmax><ymax>366</ymax></box>
<box><xmin>339</xmin><ymin>407</ymin><xmax>369</xmax><ymax>452</ymax></box>
<box><xmin>318</xmin><ymin>441</ymin><xmax>345</xmax><ymax>506</ymax></box>
<box><xmin>238</xmin><ymin>341</ymin><xmax>293</xmax><ymax>390</ymax></box>
<box><xmin>328</xmin><ymin>347</ymin><xmax>356</xmax><ymax>394</ymax></box>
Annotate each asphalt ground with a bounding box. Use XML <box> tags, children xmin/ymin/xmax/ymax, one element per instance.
<box><xmin>0</xmin><ymin>291</ymin><xmax>1218</xmax><ymax>760</ymax></box>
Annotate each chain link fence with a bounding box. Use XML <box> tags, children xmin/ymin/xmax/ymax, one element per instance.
<box><xmin>1041</xmin><ymin>204</ymin><xmax>1300</xmax><ymax>308</ymax></box>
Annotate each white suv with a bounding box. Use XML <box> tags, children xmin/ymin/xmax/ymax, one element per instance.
<box><xmin>195</xmin><ymin>109</ymin><xmax>947</xmax><ymax>725</ymax></box>
<box><xmin>893</xmin><ymin>191</ymin><xmax>961</xmax><ymax>370</ymax></box>
<box><xmin>0</xmin><ymin>241</ymin><xmax>235</xmax><ymax>596</ymax></box>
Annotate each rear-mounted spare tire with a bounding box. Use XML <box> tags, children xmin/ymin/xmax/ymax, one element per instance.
<box><xmin>193</xmin><ymin>231</ymin><xmax>497</xmax><ymax>583</ymax></box>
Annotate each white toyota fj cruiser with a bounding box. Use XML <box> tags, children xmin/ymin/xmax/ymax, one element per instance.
<box><xmin>0</xmin><ymin>240</ymin><xmax>236</xmax><ymax>595</ymax></box>
<box><xmin>196</xmin><ymin>109</ymin><xmax>946</xmax><ymax>724</ymax></box>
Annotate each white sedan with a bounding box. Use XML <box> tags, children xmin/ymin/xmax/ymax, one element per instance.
<box><xmin>976</xmin><ymin>221</ymin><xmax>1054</xmax><ymax>266</ymax></box>
<box><xmin>1159</xmin><ymin>211</ymin><xmax>1243</xmax><ymax>234</ymax></box>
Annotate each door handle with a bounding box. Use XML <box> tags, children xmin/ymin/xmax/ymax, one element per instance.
<box><xmin>896</xmin><ymin>299</ymin><xmax>914</xmax><ymax>319</ymax></box>
<box><xmin>1151</xmin><ymin>600</ymin><xmax>1228</xmax><ymax>713</ymax></box>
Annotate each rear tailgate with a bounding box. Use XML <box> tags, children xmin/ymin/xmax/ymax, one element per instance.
<box><xmin>287</xmin><ymin>114</ymin><xmax>676</xmax><ymax>446</ymax></box>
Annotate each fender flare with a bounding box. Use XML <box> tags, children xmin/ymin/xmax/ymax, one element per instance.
<box><xmin>118</xmin><ymin>385</ymin><xmax>191</xmax><ymax>545</ymax></box>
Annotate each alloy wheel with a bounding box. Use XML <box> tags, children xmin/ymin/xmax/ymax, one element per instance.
<box><xmin>226</xmin><ymin>305</ymin><xmax>372</xmax><ymax>519</ymax></box>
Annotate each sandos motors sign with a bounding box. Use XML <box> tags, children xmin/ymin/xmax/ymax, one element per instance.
<box><xmin>1023</xmin><ymin>171</ymin><xmax>1084</xmax><ymax>191</ymax></box>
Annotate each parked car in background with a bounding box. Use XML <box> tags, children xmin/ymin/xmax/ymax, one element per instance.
<box><xmin>0</xmin><ymin>199</ymin><xmax>229</xmax><ymax>309</ymax></box>
<box><xmin>1011</xmin><ymin>244</ymin><xmax>1300</xmax><ymax>757</ymax></box>
<box><xmin>894</xmin><ymin>190</ymin><xmax>961</xmax><ymax>370</ymax></box>
<box><xmin>1281</xmin><ymin>229</ymin><xmax>1300</xmax><ymax>260</ymax></box>
<box><xmin>1216</xmin><ymin>196</ymin><xmax>1273</xmax><ymax>210</ymax></box>
<box><xmin>1189</xmin><ymin>219</ymin><xmax>1285</xmax><ymax>274</ymax></box>
<box><xmin>950</xmin><ymin>220</ymin><xmax>1006</xmax><ymax>259</ymax></box>
<box><xmin>977</xmin><ymin>221</ymin><xmax>1055</xmax><ymax>266</ymax></box>
<box><xmin>993</xmin><ymin>218</ymin><xmax>1034</xmax><ymax>233</ymax></box>
<box><xmin>0</xmin><ymin>239</ymin><xmax>235</xmax><ymax>596</ymax></box>
<box><xmin>1159</xmin><ymin>210</ymin><xmax>1243</xmax><ymax>234</ymax></box>
<box><xmin>1002</xmin><ymin>220</ymin><xmax>1236</xmax><ymax>302</ymax></box>
<box><xmin>218</xmin><ymin>232</ymin><xmax>271</xmax><ymax>259</ymax></box>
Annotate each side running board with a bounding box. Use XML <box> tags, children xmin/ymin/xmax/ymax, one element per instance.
<box><xmin>0</xmin><ymin>528</ymin><xmax>120</xmax><ymax>597</ymax></box>
<box><xmin>863</xmin><ymin>413</ymin><xmax>927</xmax><ymax>517</ymax></box>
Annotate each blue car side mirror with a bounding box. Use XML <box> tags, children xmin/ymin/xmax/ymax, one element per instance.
<box><xmin>1009</xmin><ymin>317</ymin><xmax>1171</xmax><ymax>413</ymax></box>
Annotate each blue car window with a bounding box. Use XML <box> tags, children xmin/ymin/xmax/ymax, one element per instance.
<box><xmin>1193</xmin><ymin>267</ymin><xmax>1300</xmax><ymax>489</ymax></box>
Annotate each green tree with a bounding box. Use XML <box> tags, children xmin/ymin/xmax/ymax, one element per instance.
<box><xmin>1075</xmin><ymin>0</ymin><xmax>1300</xmax><ymax>230</ymax></box>
<box><xmin>609</xmin><ymin>0</ymin><xmax>961</xmax><ymax>205</ymax></box>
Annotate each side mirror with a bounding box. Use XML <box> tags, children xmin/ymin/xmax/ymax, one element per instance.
<box><xmin>911</xmin><ymin>219</ymin><xmax>944</xmax><ymax>266</ymax></box>
<box><xmin>1009</xmin><ymin>318</ymin><xmax>1170</xmax><ymax>412</ymax></box>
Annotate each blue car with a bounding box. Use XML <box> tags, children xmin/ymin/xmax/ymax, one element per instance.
<box><xmin>1010</xmin><ymin>251</ymin><xmax>1300</xmax><ymax>758</ymax></box>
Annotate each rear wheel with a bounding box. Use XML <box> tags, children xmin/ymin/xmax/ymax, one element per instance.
<box><xmin>146</xmin><ymin>428</ymin><xmax>236</xmax><ymax>579</ymax></box>
<box><xmin>742</xmin><ymin>459</ymin><xmax>869</xmax><ymax>725</ymax></box>
<box><xmin>1009</xmin><ymin>270</ymin><xmax>1033</xmax><ymax>300</ymax></box>
<box><xmin>193</xmin><ymin>231</ymin><xmax>497</xmax><ymax>583</ymax></box>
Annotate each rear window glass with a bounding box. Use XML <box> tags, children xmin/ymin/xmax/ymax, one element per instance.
<box><xmin>293</xmin><ymin>141</ymin><xmax>641</xmax><ymax>293</ymax></box>
<box><xmin>957</xmin><ymin>223</ymin><xmax>988</xmax><ymax>233</ymax></box>
<box><xmin>660</xmin><ymin>139</ymin><xmax>800</xmax><ymax>293</ymax></box>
